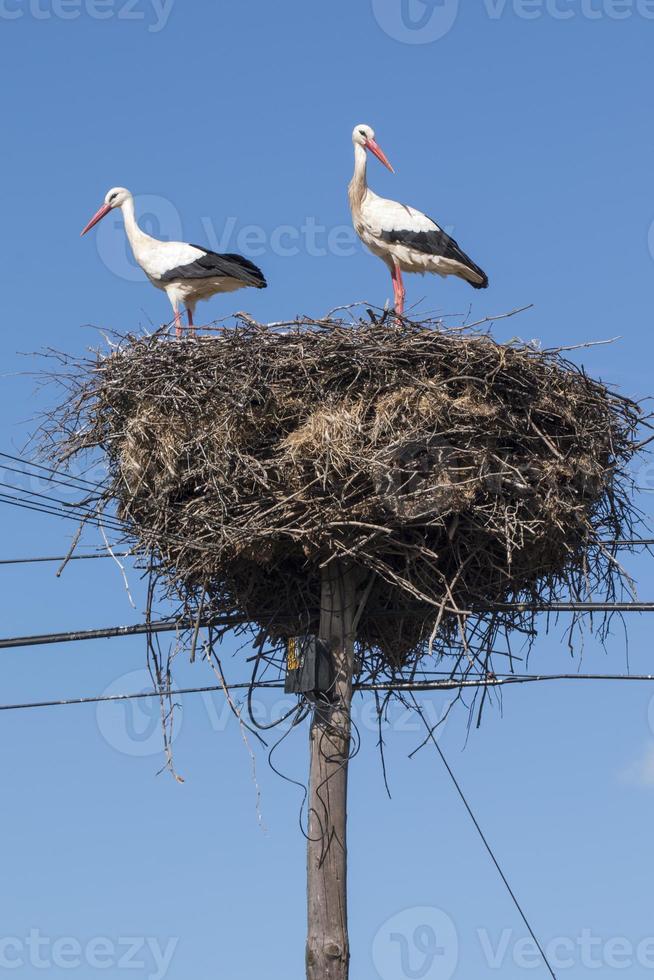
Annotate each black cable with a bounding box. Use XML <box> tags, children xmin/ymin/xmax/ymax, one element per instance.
<box><xmin>0</xmin><ymin>618</ymin><xmax>242</xmax><ymax>651</ymax></box>
<box><xmin>6</xmin><ymin>609</ymin><xmax>654</xmax><ymax>653</ymax></box>
<box><xmin>0</xmin><ymin>530</ymin><xmax>653</xmax><ymax>569</ymax></box>
<box><xmin>0</xmin><ymin>482</ymin><xmax>125</xmax><ymax>530</ymax></box>
<box><xmin>4</xmin><ymin>474</ymin><xmax>654</xmax><ymax>556</ymax></box>
<box><xmin>2</xmin><ymin>495</ymin><xmax>654</xmax><ymax>614</ymax></box>
<box><xmin>411</xmin><ymin>694</ymin><xmax>557</xmax><ymax>980</ymax></box>
<box><xmin>0</xmin><ymin>495</ymin><xmax>124</xmax><ymax>536</ymax></box>
<box><xmin>603</xmin><ymin>539</ymin><xmax>654</xmax><ymax>547</ymax></box>
<box><xmin>0</xmin><ymin>452</ymin><xmax>103</xmax><ymax>492</ymax></box>
<box><xmin>2</xmin><ymin>673</ymin><xmax>654</xmax><ymax>713</ymax></box>
<box><xmin>0</xmin><ymin>481</ymin><xmax>229</xmax><ymax>555</ymax></box>
<box><xmin>0</xmin><ymin>481</ymin><xmax>124</xmax><ymax>525</ymax></box>
<box><xmin>493</xmin><ymin>600</ymin><xmax>654</xmax><ymax>613</ymax></box>
<box><xmin>366</xmin><ymin>673</ymin><xmax>654</xmax><ymax>690</ymax></box>
<box><xmin>0</xmin><ymin>553</ymin><xmax>130</xmax><ymax>566</ymax></box>
<box><xmin>371</xmin><ymin>601</ymin><xmax>654</xmax><ymax>615</ymax></box>
<box><xmin>0</xmin><ymin>681</ymin><xmax>284</xmax><ymax>713</ymax></box>
<box><xmin>0</xmin><ymin>460</ymin><xmax>108</xmax><ymax>497</ymax></box>
<box><xmin>0</xmin><ymin>491</ymin><xmax>126</xmax><ymax>535</ymax></box>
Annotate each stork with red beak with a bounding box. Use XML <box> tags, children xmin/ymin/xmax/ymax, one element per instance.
<box><xmin>81</xmin><ymin>187</ymin><xmax>267</xmax><ymax>337</ymax></box>
<box><xmin>348</xmin><ymin>125</ymin><xmax>488</xmax><ymax>315</ymax></box>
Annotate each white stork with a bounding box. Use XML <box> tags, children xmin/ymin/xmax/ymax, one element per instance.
<box><xmin>81</xmin><ymin>187</ymin><xmax>266</xmax><ymax>337</ymax></box>
<box><xmin>348</xmin><ymin>125</ymin><xmax>488</xmax><ymax>314</ymax></box>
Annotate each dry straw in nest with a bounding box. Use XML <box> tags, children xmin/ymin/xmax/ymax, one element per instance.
<box><xmin>47</xmin><ymin>312</ymin><xmax>645</xmax><ymax>679</ymax></box>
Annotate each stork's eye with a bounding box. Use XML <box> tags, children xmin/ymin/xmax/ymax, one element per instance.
<box><xmin>109</xmin><ymin>192</ymin><xmax>117</xmax><ymax>202</ymax></box>
<box><xmin>359</xmin><ymin>130</ymin><xmax>367</xmax><ymax>137</ymax></box>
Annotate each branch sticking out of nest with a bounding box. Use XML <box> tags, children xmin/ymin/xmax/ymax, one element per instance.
<box><xmin>44</xmin><ymin>312</ymin><xmax>646</xmax><ymax>681</ymax></box>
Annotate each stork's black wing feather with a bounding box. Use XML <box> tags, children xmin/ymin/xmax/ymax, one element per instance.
<box><xmin>380</xmin><ymin>221</ymin><xmax>488</xmax><ymax>289</ymax></box>
<box><xmin>160</xmin><ymin>248</ymin><xmax>267</xmax><ymax>288</ymax></box>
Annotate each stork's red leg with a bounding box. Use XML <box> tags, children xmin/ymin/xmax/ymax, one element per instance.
<box><xmin>391</xmin><ymin>261</ymin><xmax>405</xmax><ymax>316</ymax></box>
<box><xmin>389</xmin><ymin>266</ymin><xmax>398</xmax><ymax>310</ymax></box>
<box><xmin>187</xmin><ymin>308</ymin><xmax>196</xmax><ymax>338</ymax></box>
<box><xmin>174</xmin><ymin>309</ymin><xmax>183</xmax><ymax>339</ymax></box>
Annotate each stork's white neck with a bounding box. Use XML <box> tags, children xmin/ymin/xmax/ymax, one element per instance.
<box><xmin>120</xmin><ymin>196</ymin><xmax>154</xmax><ymax>254</ymax></box>
<box><xmin>348</xmin><ymin>143</ymin><xmax>369</xmax><ymax>212</ymax></box>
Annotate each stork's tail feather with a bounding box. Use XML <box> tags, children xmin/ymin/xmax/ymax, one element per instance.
<box><xmin>465</xmin><ymin>265</ymin><xmax>489</xmax><ymax>290</ymax></box>
<box><xmin>220</xmin><ymin>252</ymin><xmax>267</xmax><ymax>289</ymax></box>
<box><xmin>458</xmin><ymin>257</ymin><xmax>488</xmax><ymax>289</ymax></box>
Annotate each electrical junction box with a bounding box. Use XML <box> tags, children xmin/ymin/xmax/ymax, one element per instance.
<box><xmin>284</xmin><ymin>635</ymin><xmax>334</xmax><ymax>698</ymax></box>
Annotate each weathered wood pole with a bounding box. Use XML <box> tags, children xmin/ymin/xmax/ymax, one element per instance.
<box><xmin>306</xmin><ymin>560</ymin><xmax>358</xmax><ymax>980</ymax></box>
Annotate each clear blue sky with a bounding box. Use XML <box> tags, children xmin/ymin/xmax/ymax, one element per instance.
<box><xmin>2</xmin><ymin>2</ymin><xmax>654</xmax><ymax>978</ymax></box>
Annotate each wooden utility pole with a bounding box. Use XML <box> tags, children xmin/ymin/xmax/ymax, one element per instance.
<box><xmin>305</xmin><ymin>560</ymin><xmax>358</xmax><ymax>980</ymax></box>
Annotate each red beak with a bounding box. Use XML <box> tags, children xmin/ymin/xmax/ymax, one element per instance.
<box><xmin>81</xmin><ymin>202</ymin><xmax>113</xmax><ymax>236</ymax></box>
<box><xmin>365</xmin><ymin>138</ymin><xmax>395</xmax><ymax>173</ymax></box>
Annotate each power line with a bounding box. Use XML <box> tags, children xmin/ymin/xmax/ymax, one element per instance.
<box><xmin>0</xmin><ymin>491</ymin><xmax>123</xmax><ymax>537</ymax></box>
<box><xmin>0</xmin><ymin>452</ymin><xmax>103</xmax><ymax>493</ymax></box>
<box><xmin>0</xmin><ymin>553</ymin><xmax>131</xmax><ymax>567</ymax></box>
<box><xmin>493</xmin><ymin>601</ymin><xmax>654</xmax><ymax>613</ymax></box>
<box><xmin>374</xmin><ymin>601</ymin><xmax>654</xmax><ymax>617</ymax></box>
<box><xmin>0</xmin><ymin>456</ymin><xmax>214</xmax><ymax>549</ymax></box>
<box><xmin>0</xmin><ymin>454</ymin><xmax>216</xmax><ymax>545</ymax></box>
<box><xmin>0</xmin><ymin>484</ymin><xmax>126</xmax><ymax>533</ymax></box>
<box><xmin>3</xmin><ymin>476</ymin><xmax>654</xmax><ymax>555</ymax></box>
<box><xmin>365</xmin><ymin>673</ymin><xmax>654</xmax><ymax>691</ymax></box>
<box><xmin>3</xmin><ymin>540</ymin><xmax>654</xmax><ymax>568</ymax></box>
<box><xmin>412</xmin><ymin>694</ymin><xmax>557</xmax><ymax>980</ymax></box>
<box><xmin>0</xmin><ymin>491</ymin><xmax>126</xmax><ymax>535</ymax></box>
<box><xmin>0</xmin><ymin>681</ymin><xmax>285</xmax><ymax>713</ymax></box>
<box><xmin>3</xmin><ymin>450</ymin><xmax>654</xmax><ymax>553</ymax></box>
<box><xmin>5</xmin><ymin>599</ymin><xmax>654</xmax><ymax>653</ymax></box>
<box><xmin>2</xmin><ymin>672</ymin><xmax>654</xmax><ymax>714</ymax></box>
<box><xmin>0</xmin><ymin>459</ymin><xmax>107</xmax><ymax>497</ymax></box>
<box><xmin>0</xmin><ymin>618</ymin><xmax>240</xmax><ymax>651</ymax></box>
<box><xmin>0</xmin><ymin>477</ymin><xmax>230</xmax><ymax>556</ymax></box>
<box><xmin>603</xmin><ymin>539</ymin><xmax>654</xmax><ymax>548</ymax></box>
<box><xmin>2</xmin><ymin>495</ymin><xmax>654</xmax><ymax>614</ymax></box>
<box><xmin>0</xmin><ymin>455</ymin><xmax>202</xmax><ymax>548</ymax></box>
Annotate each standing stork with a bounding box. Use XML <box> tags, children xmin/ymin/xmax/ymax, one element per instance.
<box><xmin>348</xmin><ymin>125</ymin><xmax>488</xmax><ymax>315</ymax></box>
<box><xmin>81</xmin><ymin>187</ymin><xmax>267</xmax><ymax>337</ymax></box>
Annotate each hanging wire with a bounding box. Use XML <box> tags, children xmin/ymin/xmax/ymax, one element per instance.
<box><xmin>410</xmin><ymin>693</ymin><xmax>557</xmax><ymax>980</ymax></box>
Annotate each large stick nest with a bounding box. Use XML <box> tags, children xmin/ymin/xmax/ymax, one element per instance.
<box><xmin>48</xmin><ymin>313</ymin><xmax>645</xmax><ymax>675</ymax></box>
